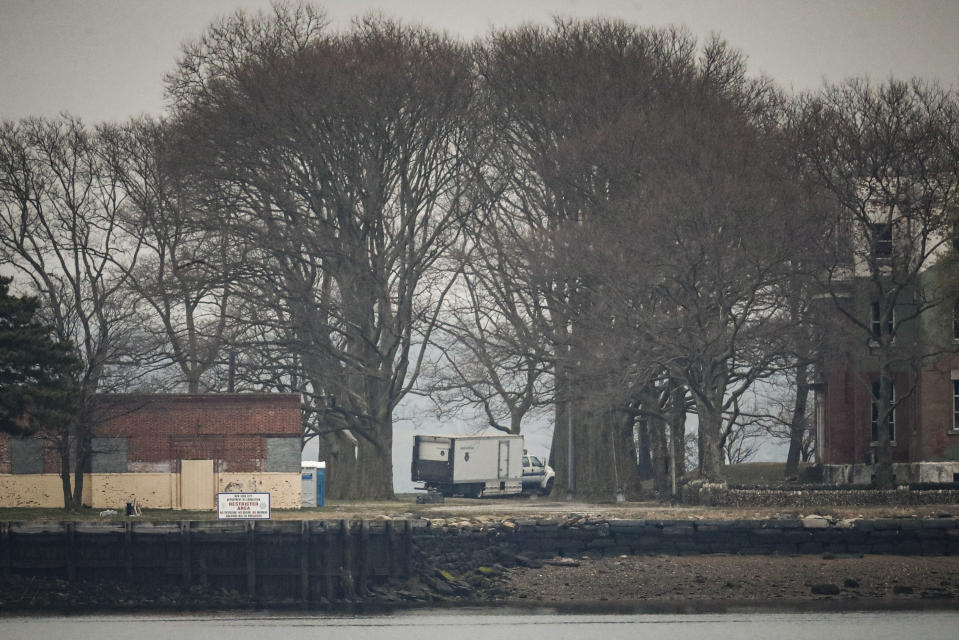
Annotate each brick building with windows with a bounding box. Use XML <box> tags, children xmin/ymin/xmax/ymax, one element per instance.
<box><xmin>0</xmin><ymin>393</ymin><xmax>303</xmax><ymax>509</ymax></box>
<box><xmin>819</xmin><ymin>259</ymin><xmax>959</xmax><ymax>484</ymax></box>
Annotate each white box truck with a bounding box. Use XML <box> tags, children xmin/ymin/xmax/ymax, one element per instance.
<box><xmin>412</xmin><ymin>434</ymin><xmax>554</xmax><ymax>498</ymax></box>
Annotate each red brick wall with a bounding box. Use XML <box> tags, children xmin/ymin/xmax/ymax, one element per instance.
<box><xmin>917</xmin><ymin>353</ymin><xmax>959</xmax><ymax>461</ymax></box>
<box><xmin>0</xmin><ymin>394</ymin><xmax>302</xmax><ymax>474</ymax></box>
<box><xmin>823</xmin><ymin>370</ymin><xmax>915</xmax><ymax>465</ymax></box>
<box><xmin>823</xmin><ymin>370</ymin><xmax>856</xmax><ymax>465</ymax></box>
<box><xmin>96</xmin><ymin>394</ymin><xmax>301</xmax><ymax>473</ymax></box>
<box><xmin>0</xmin><ymin>434</ymin><xmax>9</xmax><ymax>474</ymax></box>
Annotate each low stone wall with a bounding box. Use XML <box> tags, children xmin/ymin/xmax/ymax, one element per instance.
<box><xmin>681</xmin><ymin>485</ymin><xmax>959</xmax><ymax>508</ymax></box>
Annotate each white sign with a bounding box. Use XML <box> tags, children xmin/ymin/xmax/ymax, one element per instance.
<box><xmin>217</xmin><ymin>492</ymin><xmax>271</xmax><ymax>520</ymax></box>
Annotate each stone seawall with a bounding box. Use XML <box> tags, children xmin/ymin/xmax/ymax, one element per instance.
<box><xmin>2</xmin><ymin>516</ymin><xmax>958</xmax><ymax>607</ymax></box>
<box><xmin>413</xmin><ymin>516</ymin><xmax>959</xmax><ymax>571</ymax></box>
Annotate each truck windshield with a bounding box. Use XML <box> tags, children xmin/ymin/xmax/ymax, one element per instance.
<box><xmin>531</xmin><ymin>456</ymin><xmax>543</xmax><ymax>467</ymax></box>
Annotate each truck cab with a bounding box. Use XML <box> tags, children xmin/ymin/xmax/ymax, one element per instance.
<box><xmin>521</xmin><ymin>452</ymin><xmax>555</xmax><ymax>496</ymax></box>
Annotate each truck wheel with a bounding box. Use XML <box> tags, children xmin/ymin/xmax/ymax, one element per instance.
<box><xmin>540</xmin><ymin>478</ymin><xmax>554</xmax><ymax>497</ymax></box>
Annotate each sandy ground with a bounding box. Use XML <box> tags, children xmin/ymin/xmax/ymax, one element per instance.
<box><xmin>498</xmin><ymin>554</ymin><xmax>959</xmax><ymax>604</ymax></box>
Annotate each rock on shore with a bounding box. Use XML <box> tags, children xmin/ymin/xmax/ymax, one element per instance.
<box><xmin>497</xmin><ymin>553</ymin><xmax>959</xmax><ymax>603</ymax></box>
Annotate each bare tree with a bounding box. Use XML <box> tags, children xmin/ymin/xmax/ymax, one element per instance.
<box><xmin>420</xmin><ymin>221</ymin><xmax>554</xmax><ymax>435</ymax></box>
<box><xmin>472</xmin><ymin>21</ymin><xmax>809</xmax><ymax>493</ymax></box>
<box><xmin>100</xmin><ymin>118</ymin><xmax>240</xmax><ymax>393</ymax></box>
<box><xmin>0</xmin><ymin>116</ymin><xmax>147</xmax><ymax>507</ymax></box>
<box><xmin>739</xmin><ymin>376</ymin><xmax>818</xmax><ymax>468</ymax></box>
<box><xmin>799</xmin><ymin>79</ymin><xmax>959</xmax><ymax>488</ymax></box>
<box><xmin>632</xmin><ymin>378</ymin><xmax>691</xmax><ymax>496</ymax></box>
<box><xmin>475</xmin><ymin>20</ymin><xmax>709</xmax><ymax>499</ymax></box>
<box><xmin>166</xmin><ymin>9</ymin><xmax>477</xmax><ymax>498</ymax></box>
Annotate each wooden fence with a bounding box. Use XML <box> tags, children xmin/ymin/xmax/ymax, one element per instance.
<box><xmin>0</xmin><ymin>520</ymin><xmax>412</xmax><ymax>602</ymax></box>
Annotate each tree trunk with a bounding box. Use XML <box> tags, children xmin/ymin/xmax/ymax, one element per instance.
<box><xmin>667</xmin><ymin>382</ymin><xmax>687</xmax><ymax>495</ymax></box>
<box><xmin>57</xmin><ymin>432</ymin><xmax>75</xmax><ymax>509</ymax></box>
<box><xmin>785</xmin><ymin>362</ymin><xmax>810</xmax><ymax>478</ymax></box>
<box><xmin>873</xmin><ymin>374</ymin><xmax>895</xmax><ymax>489</ymax></box>
<box><xmin>575</xmin><ymin>407</ymin><xmax>616</xmax><ymax>501</ymax></box>
<box><xmin>613</xmin><ymin>411</ymin><xmax>643</xmax><ymax>499</ymax></box>
<box><xmin>570</xmin><ymin>389</ymin><xmax>636</xmax><ymax>501</ymax></box>
<box><xmin>549</xmin><ymin>366</ymin><xmax>572</xmax><ymax>497</ymax></box>
<box><xmin>71</xmin><ymin>424</ymin><xmax>93</xmax><ymax>509</ymax></box>
<box><xmin>647</xmin><ymin>413</ymin><xmax>669</xmax><ymax>495</ymax></box>
<box><xmin>667</xmin><ymin>383</ymin><xmax>686</xmax><ymax>475</ymax></box>
<box><xmin>696</xmin><ymin>402</ymin><xmax>724</xmax><ymax>482</ymax></box>
<box><xmin>636</xmin><ymin>417</ymin><xmax>653</xmax><ymax>480</ymax></box>
<box><xmin>321</xmin><ymin>426</ymin><xmax>394</xmax><ymax>500</ymax></box>
<box><xmin>509</xmin><ymin>412</ymin><xmax>523</xmax><ymax>435</ymax></box>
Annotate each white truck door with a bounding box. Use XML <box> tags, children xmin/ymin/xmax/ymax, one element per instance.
<box><xmin>498</xmin><ymin>440</ymin><xmax>510</xmax><ymax>478</ymax></box>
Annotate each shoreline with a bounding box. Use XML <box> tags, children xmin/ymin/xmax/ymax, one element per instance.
<box><xmin>3</xmin><ymin>553</ymin><xmax>957</xmax><ymax>615</ymax></box>
<box><xmin>496</xmin><ymin>553</ymin><xmax>959</xmax><ymax>606</ymax></box>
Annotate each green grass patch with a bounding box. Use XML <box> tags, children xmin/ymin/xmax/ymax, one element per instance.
<box><xmin>723</xmin><ymin>462</ymin><xmax>789</xmax><ymax>485</ymax></box>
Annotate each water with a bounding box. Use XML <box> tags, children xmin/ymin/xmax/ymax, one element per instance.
<box><xmin>2</xmin><ymin>609</ymin><xmax>959</xmax><ymax>640</ymax></box>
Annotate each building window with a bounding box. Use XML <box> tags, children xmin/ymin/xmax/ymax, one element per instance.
<box><xmin>91</xmin><ymin>437</ymin><xmax>128</xmax><ymax>473</ymax></box>
<box><xmin>871</xmin><ymin>381</ymin><xmax>895</xmax><ymax>443</ymax></box>
<box><xmin>954</xmin><ymin>380</ymin><xmax>959</xmax><ymax>431</ymax></box>
<box><xmin>10</xmin><ymin>438</ymin><xmax>44</xmax><ymax>474</ymax></box>
<box><xmin>871</xmin><ymin>302</ymin><xmax>894</xmax><ymax>341</ymax></box>
<box><xmin>953</xmin><ymin>299</ymin><xmax>959</xmax><ymax>341</ymax></box>
<box><xmin>870</xmin><ymin>222</ymin><xmax>893</xmax><ymax>260</ymax></box>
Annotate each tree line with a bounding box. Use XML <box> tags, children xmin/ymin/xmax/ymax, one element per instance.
<box><xmin>2</xmin><ymin>4</ymin><xmax>958</xmax><ymax>505</ymax></box>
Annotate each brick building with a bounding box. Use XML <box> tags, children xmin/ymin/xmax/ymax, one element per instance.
<box><xmin>0</xmin><ymin>393</ymin><xmax>303</xmax><ymax>509</ymax></box>
<box><xmin>820</xmin><ymin>261</ymin><xmax>959</xmax><ymax>484</ymax></box>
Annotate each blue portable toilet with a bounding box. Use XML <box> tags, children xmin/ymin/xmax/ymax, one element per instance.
<box><xmin>301</xmin><ymin>461</ymin><xmax>326</xmax><ymax>507</ymax></box>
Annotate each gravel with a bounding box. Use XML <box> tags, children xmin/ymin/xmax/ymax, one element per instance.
<box><xmin>497</xmin><ymin>554</ymin><xmax>959</xmax><ymax>603</ymax></box>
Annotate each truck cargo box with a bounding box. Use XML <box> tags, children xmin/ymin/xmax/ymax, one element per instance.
<box><xmin>412</xmin><ymin>434</ymin><xmax>524</xmax><ymax>497</ymax></box>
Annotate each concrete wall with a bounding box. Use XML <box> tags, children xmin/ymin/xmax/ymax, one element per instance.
<box><xmin>0</xmin><ymin>474</ymin><xmax>63</xmax><ymax>507</ymax></box>
<box><xmin>0</xmin><ymin>472</ymin><xmax>301</xmax><ymax>510</ymax></box>
<box><xmin>823</xmin><ymin>461</ymin><xmax>959</xmax><ymax>485</ymax></box>
<box><xmin>217</xmin><ymin>472</ymin><xmax>301</xmax><ymax>509</ymax></box>
<box><xmin>85</xmin><ymin>473</ymin><xmax>179</xmax><ymax>509</ymax></box>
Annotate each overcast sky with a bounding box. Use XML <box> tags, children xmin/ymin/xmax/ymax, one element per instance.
<box><xmin>1</xmin><ymin>0</ymin><xmax>958</xmax><ymax>123</ymax></box>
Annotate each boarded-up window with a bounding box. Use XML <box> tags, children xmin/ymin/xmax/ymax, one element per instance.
<box><xmin>265</xmin><ymin>437</ymin><xmax>300</xmax><ymax>472</ymax></box>
<box><xmin>91</xmin><ymin>437</ymin><xmax>128</xmax><ymax>473</ymax></box>
<box><xmin>10</xmin><ymin>438</ymin><xmax>43</xmax><ymax>474</ymax></box>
